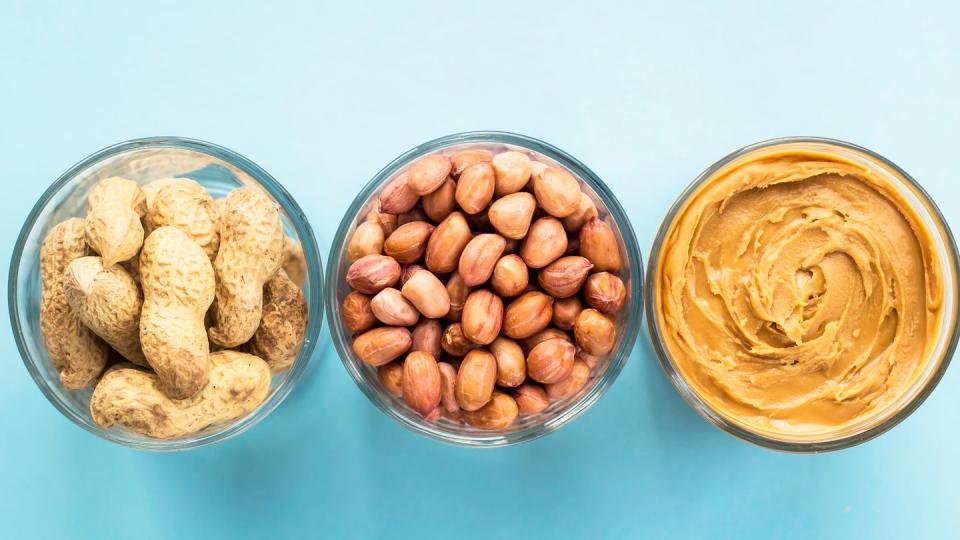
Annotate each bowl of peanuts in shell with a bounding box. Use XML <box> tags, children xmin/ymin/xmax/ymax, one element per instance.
<box><xmin>10</xmin><ymin>137</ymin><xmax>323</xmax><ymax>450</ymax></box>
<box><xmin>326</xmin><ymin>131</ymin><xmax>643</xmax><ymax>446</ymax></box>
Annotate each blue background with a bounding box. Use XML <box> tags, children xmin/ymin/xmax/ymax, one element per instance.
<box><xmin>1</xmin><ymin>1</ymin><xmax>958</xmax><ymax>538</ymax></box>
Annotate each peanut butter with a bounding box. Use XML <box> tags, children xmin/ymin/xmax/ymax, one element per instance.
<box><xmin>656</xmin><ymin>144</ymin><xmax>945</xmax><ymax>438</ymax></box>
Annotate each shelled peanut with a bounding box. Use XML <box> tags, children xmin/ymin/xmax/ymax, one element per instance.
<box><xmin>38</xmin><ymin>176</ymin><xmax>309</xmax><ymax>439</ymax></box>
<box><xmin>342</xmin><ymin>146</ymin><xmax>625</xmax><ymax>430</ymax></box>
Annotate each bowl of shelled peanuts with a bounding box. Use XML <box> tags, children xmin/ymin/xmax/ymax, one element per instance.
<box><xmin>9</xmin><ymin>137</ymin><xmax>323</xmax><ymax>450</ymax></box>
<box><xmin>326</xmin><ymin>131</ymin><xmax>643</xmax><ymax>446</ymax></box>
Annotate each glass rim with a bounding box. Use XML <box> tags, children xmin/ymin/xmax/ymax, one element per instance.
<box><xmin>325</xmin><ymin>130</ymin><xmax>644</xmax><ymax>447</ymax></box>
<box><xmin>9</xmin><ymin>135</ymin><xmax>325</xmax><ymax>451</ymax></box>
<box><xmin>644</xmin><ymin>135</ymin><xmax>960</xmax><ymax>453</ymax></box>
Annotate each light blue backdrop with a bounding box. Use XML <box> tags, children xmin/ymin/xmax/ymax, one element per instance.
<box><xmin>1</xmin><ymin>1</ymin><xmax>958</xmax><ymax>538</ymax></box>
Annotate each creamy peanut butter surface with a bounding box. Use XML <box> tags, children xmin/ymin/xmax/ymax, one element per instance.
<box><xmin>656</xmin><ymin>146</ymin><xmax>944</xmax><ymax>437</ymax></box>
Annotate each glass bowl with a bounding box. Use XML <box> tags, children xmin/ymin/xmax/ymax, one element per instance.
<box><xmin>645</xmin><ymin>136</ymin><xmax>959</xmax><ymax>452</ymax></box>
<box><xmin>9</xmin><ymin>136</ymin><xmax>324</xmax><ymax>451</ymax></box>
<box><xmin>326</xmin><ymin>131</ymin><xmax>643</xmax><ymax>447</ymax></box>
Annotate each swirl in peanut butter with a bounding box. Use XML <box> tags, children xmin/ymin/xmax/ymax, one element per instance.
<box><xmin>657</xmin><ymin>148</ymin><xmax>944</xmax><ymax>436</ymax></box>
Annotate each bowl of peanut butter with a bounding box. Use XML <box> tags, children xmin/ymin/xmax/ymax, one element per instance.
<box><xmin>646</xmin><ymin>137</ymin><xmax>959</xmax><ymax>451</ymax></box>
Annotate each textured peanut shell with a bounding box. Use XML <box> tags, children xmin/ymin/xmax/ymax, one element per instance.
<box><xmin>90</xmin><ymin>350</ymin><xmax>270</xmax><ymax>439</ymax></box>
<box><xmin>122</xmin><ymin>255</ymin><xmax>141</xmax><ymax>284</ymax></box>
<box><xmin>209</xmin><ymin>188</ymin><xmax>285</xmax><ymax>347</ymax></box>
<box><xmin>63</xmin><ymin>256</ymin><xmax>147</xmax><ymax>366</ymax></box>
<box><xmin>282</xmin><ymin>236</ymin><xmax>308</xmax><ymax>288</ymax></box>
<box><xmin>39</xmin><ymin>218</ymin><xmax>108</xmax><ymax>388</ymax></box>
<box><xmin>140</xmin><ymin>226</ymin><xmax>216</xmax><ymax>399</ymax></box>
<box><xmin>212</xmin><ymin>196</ymin><xmax>227</xmax><ymax>222</ymax></box>
<box><xmin>244</xmin><ymin>269</ymin><xmax>307</xmax><ymax>373</ymax></box>
<box><xmin>142</xmin><ymin>178</ymin><xmax>178</xmax><ymax>208</ymax></box>
<box><xmin>143</xmin><ymin>177</ymin><xmax>219</xmax><ymax>260</ymax></box>
<box><xmin>85</xmin><ymin>177</ymin><xmax>146</xmax><ymax>267</ymax></box>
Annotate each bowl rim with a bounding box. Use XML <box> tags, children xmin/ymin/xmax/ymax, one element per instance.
<box><xmin>643</xmin><ymin>135</ymin><xmax>960</xmax><ymax>453</ymax></box>
<box><xmin>325</xmin><ymin>130</ymin><xmax>644</xmax><ymax>447</ymax></box>
<box><xmin>9</xmin><ymin>135</ymin><xmax>324</xmax><ymax>451</ymax></box>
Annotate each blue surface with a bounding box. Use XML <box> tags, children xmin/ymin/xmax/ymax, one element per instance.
<box><xmin>1</xmin><ymin>1</ymin><xmax>958</xmax><ymax>538</ymax></box>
